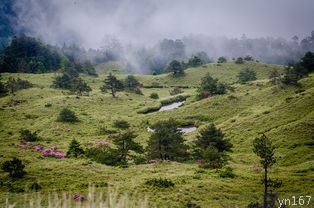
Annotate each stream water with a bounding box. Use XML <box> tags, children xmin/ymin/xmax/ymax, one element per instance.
<box><xmin>159</xmin><ymin>101</ymin><xmax>185</xmax><ymax>111</ymax></box>
<box><xmin>147</xmin><ymin>126</ymin><xmax>197</xmax><ymax>134</ymax></box>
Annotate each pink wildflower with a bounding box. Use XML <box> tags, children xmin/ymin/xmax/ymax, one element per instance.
<box><xmin>72</xmin><ymin>194</ymin><xmax>84</xmax><ymax>201</ymax></box>
<box><xmin>26</xmin><ymin>142</ymin><xmax>31</xmax><ymax>146</ymax></box>
<box><xmin>51</xmin><ymin>146</ymin><xmax>58</xmax><ymax>151</ymax></box>
<box><xmin>20</xmin><ymin>139</ymin><xmax>25</xmax><ymax>143</ymax></box>
<box><xmin>15</xmin><ymin>143</ymin><xmax>20</xmax><ymax>147</ymax></box>
<box><xmin>252</xmin><ymin>166</ymin><xmax>262</xmax><ymax>172</ymax></box>
<box><xmin>32</xmin><ymin>145</ymin><xmax>44</xmax><ymax>151</ymax></box>
<box><xmin>149</xmin><ymin>159</ymin><xmax>157</xmax><ymax>164</ymax></box>
<box><xmin>43</xmin><ymin>148</ymin><xmax>54</xmax><ymax>156</ymax></box>
<box><xmin>55</xmin><ymin>152</ymin><xmax>65</xmax><ymax>158</ymax></box>
<box><xmin>99</xmin><ymin>141</ymin><xmax>109</xmax><ymax>145</ymax></box>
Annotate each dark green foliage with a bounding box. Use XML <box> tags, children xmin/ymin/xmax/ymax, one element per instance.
<box><xmin>300</xmin><ymin>51</ymin><xmax>314</xmax><ymax>72</ymax></box>
<box><xmin>78</xmin><ymin>61</ymin><xmax>97</xmax><ymax>76</ymax></box>
<box><xmin>217</xmin><ymin>56</ymin><xmax>227</xmax><ymax>63</ymax></box>
<box><xmin>0</xmin><ymin>35</ymin><xmax>61</xmax><ymax>73</ymax></box>
<box><xmin>69</xmin><ymin>77</ymin><xmax>92</xmax><ymax>95</ymax></box>
<box><xmin>137</xmin><ymin>105</ymin><xmax>161</xmax><ymax>114</ymax></box>
<box><xmin>197</xmin><ymin>73</ymin><xmax>226</xmax><ymax>99</ymax></box>
<box><xmin>85</xmin><ymin>145</ymin><xmax>118</xmax><ymax>166</ymax></box>
<box><xmin>147</xmin><ymin>118</ymin><xmax>188</xmax><ymax>161</ymax></box>
<box><xmin>145</xmin><ymin>178</ymin><xmax>175</xmax><ymax>188</ymax></box>
<box><xmin>253</xmin><ymin>134</ymin><xmax>276</xmax><ymax>208</ymax></box>
<box><xmin>20</xmin><ymin>129</ymin><xmax>40</xmax><ymax>142</ymax></box>
<box><xmin>187</xmin><ymin>56</ymin><xmax>203</xmax><ymax>67</ymax></box>
<box><xmin>113</xmin><ymin>120</ymin><xmax>130</xmax><ymax>130</ymax></box>
<box><xmin>57</xmin><ymin>108</ymin><xmax>78</xmax><ymax>123</ymax></box>
<box><xmin>160</xmin><ymin>95</ymin><xmax>188</xmax><ymax>105</ymax></box>
<box><xmin>194</xmin><ymin>123</ymin><xmax>232</xmax><ymax>168</ymax></box>
<box><xmin>100</xmin><ymin>73</ymin><xmax>124</xmax><ymax>97</ymax></box>
<box><xmin>52</xmin><ymin>59</ymin><xmax>92</xmax><ymax>94</ymax></box>
<box><xmin>247</xmin><ymin>202</ymin><xmax>260</xmax><ymax>208</ymax></box>
<box><xmin>149</xmin><ymin>92</ymin><xmax>159</xmax><ymax>99</ymax></box>
<box><xmin>195</xmin><ymin>51</ymin><xmax>211</xmax><ymax>64</ymax></box>
<box><xmin>67</xmin><ymin>139</ymin><xmax>84</xmax><ymax>157</ymax></box>
<box><xmin>244</xmin><ymin>55</ymin><xmax>254</xmax><ymax>61</ymax></box>
<box><xmin>6</xmin><ymin>77</ymin><xmax>33</xmax><ymax>94</ymax></box>
<box><xmin>235</xmin><ymin>57</ymin><xmax>244</xmax><ymax>64</ymax></box>
<box><xmin>253</xmin><ymin>134</ymin><xmax>276</xmax><ymax>169</ymax></box>
<box><xmin>237</xmin><ymin>68</ymin><xmax>257</xmax><ymax>83</ymax></box>
<box><xmin>218</xmin><ymin>167</ymin><xmax>235</xmax><ymax>178</ymax></box>
<box><xmin>281</xmin><ymin>67</ymin><xmax>301</xmax><ymax>86</ymax></box>
<box><xmin>1</xmin><ymin>158</ymin><xmax>26</xmax><ymax>178</ymax></box>
<box><xmin>269</xmin><ymin>69</ymin><xmax>280</xmax><ymax>85</ymax></box>
<box><xmin>124</xmin><ymin>75</ymin><xmax>142</xmax><ymax>94</ymax></box>
<box><xmin>112</xmin><ymin>131</ymin><xmax>144</xmax><ymax>165</ymax></box>
<box><xmin>169</xmin><ymin>87</ymin><xmax>183</xmax><ymax>95</ymax></box>
<box><xmin>29</xmin><ymin>182</ymin><xmax>42</xmax><ymax>192</ymax></box>
<box><xmin>166</xmin><ymin>60</ymin><xmax>185</xmax><ymax>76</ymax></box>
<box><xmin>0</xmin><ymin>75</ymin><xmax>8</xmax><ymax>96</ymax></box>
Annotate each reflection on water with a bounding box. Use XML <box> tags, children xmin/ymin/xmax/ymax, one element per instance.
<box><xmin>159</xmin><ymin>101</ymin><xmax>185</xmax><ymax>111</ymax></box>
<box><xmin>147</xmin><ymin>126</ymin><xmax>197</xmax><ymax>134</ymax></box>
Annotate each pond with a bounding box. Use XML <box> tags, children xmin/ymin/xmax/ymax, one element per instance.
<box><xmin>159</xmin><ymin>101</ymin><xmax>185</xmax><ymax>111</ymax></box>
<box><xmin>147</xmin><ymin>126</ymin><xmax>197</xmax><ymax>134</ymax></box>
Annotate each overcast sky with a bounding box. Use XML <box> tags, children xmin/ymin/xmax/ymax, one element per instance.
<box><xmin>13</xmin><ymin>0</ymin><xmax>314</xmax><ymax>48</ymax></box>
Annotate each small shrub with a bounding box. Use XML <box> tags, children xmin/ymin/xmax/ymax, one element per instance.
<box><xmin>169</xmin><ymin>87</ymin><xmax>183</xmax><ymax>95</ymax></box>
<box><xmin>145</xmin><ymin>178</ymin><xmax>175</xmax><ymax>188</ymax></box>
<box><xmin>160</xmin><ymin>95</ymin><xmax>188</xmax><ymax>105</ymax></box>
<box><xmin>149</xmin><ymin>93</ymin><xmax>159</xmax><ymax>99</ymax></box>
<box><xmin>113</xmin><ymin>120</ymin><xmax>130</xmax><ymax>130</ymax></box>
<box><xmin>20</xmin><ymin>129</ymin><xmax>40</xmax><ymax>142</ymax></box>
<box><xmin>85</xmin><ymin>145</ymin><xmax>119</xmax><ymax>166</ymax></box>
<box><xmin>44</xmin><ymin>103</ymin><xmax>52</xmax><ymax>107</ymax></box>
<box><xmin>57</xmin><ymin>108</ymin><xmax>78</xmax><ymax>122</ymax></box>
<box><xmin>1</xmin><ymin>158</ymin><xmax>26</xmax><ymax>178</ymax></box>
<box><xmin>235</xmin><ymin>57</ymin><xmax>244</xmax><ymax>64</ymax></box>
<box><xmin>67</xmin><ymin>139</ymin><xmax>84</xmax><ymax>157</ymax></box>
<box><xmin>218</xmin><ymin>167</ymin><xmax>236</xmax><ymax>178</ymax></box>
<box><xmin>30</xmin><ymin>182</ymin><xmax>42</xmax><ymax>191</ymax></box>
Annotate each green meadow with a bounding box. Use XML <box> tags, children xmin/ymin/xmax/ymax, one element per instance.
<box><xmin>0</xmin><ymin>61</ymin><xmax>313</xmax><ymax>207</ymax></box>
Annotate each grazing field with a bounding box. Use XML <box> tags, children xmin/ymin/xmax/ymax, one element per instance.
<box><xmin>0</xmin><ymin>61</ymin><xmax>313</xmax><ymax>207</ymax></box>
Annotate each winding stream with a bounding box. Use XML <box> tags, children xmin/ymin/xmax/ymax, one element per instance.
<box><xmin>159</xmin><ymin>101</ymin><xmax>185</xmax><ymax>111</ymax></box>
<box><xmin>147</xmin><ymin>126</ymin><xmax>197</xmax><ymax>134</ymax></box>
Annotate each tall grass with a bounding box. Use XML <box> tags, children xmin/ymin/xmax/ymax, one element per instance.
<box><xmin>5</xmin><ymin>186</ymin><xmax>148</xmax><ymax>208</ymax></box>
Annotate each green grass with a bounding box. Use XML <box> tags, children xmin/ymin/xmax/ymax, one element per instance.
<box><xmin>0</xmin><ymin>62</ymin><xmax>313</xmax><ymax>207</ymax></box>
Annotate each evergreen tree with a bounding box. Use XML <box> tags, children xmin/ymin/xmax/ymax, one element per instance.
<box><xmin>253</xmin><ymin>134</ymin><xmax>276</xmax><ymax>208</ymax></box>
<box><xmin>197</xmin><ymin>73</ymin><xmax>226</xmax><ymax>99</ymax></box>
<box><xmin>57</xmin><ymin>108</ymin><xmax>79</xmax><ymax>123</ymax></box>
<box><xmin>147</xmin><ymin>119</ymin><xmax>188</xmax><ymax>161</ymax></box>
<box><xmin>187</xmin><ymin>56</ymin><xmax>203</xmax><ymax>67</ymax></box>
<box><xmin>166</xmin><ymin>60</ymin><xmax>185</xmax><ymax>76</ymax></box>
<box><xmin>67</xmin><ymin>139</ymin><xmax>84</xmax><ymax>157</ymax></box>
<box><xmin>194</xmin><ymin>123</ymin><xmax>232</xmax><ymax>168</ymax></box>
<box><xmin>217</xmin><ymin>56</ymin><xmax>227</xmax><ymax>63</ymax></box>
<box><xmin>124</xmin><ymin>75</ymin><xmax>142</xmax><ymax>94</ymax></box>
<box><xmin>0</xmin><ymin>75</ymin><xmax>8</xmax><ymax>96</ymax></box>
<box><xmin>113</xmin><ymin>131</ymin><xmax>143</xmax><ymax>164</ymax></box>
<box><xmin>113</xmin><ymin>120</ymin><xmax>130</xmax><ymax>130</ymax></box>
<box><xmin>1</xmin><ymin>158</ymin><xmax>26</xmax><ymax>178</ymax></box>
<box><xmin>100</xmin><ymin>73</ymin><xmax>124</xmax><ymax>97</ymax></box>
<box><xmin>237</xmin><ymin>68</ymin><xmax>257</xmax><ymax>83</ymax></box>
<box><xmin>269</xmin><ymin>69</ymin><xmax>280</xmax><ymax>85</ymax></box>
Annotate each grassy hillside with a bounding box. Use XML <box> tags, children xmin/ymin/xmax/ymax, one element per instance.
<box><xmin>0</xmin><ymin>61</ymin><xmax>313</xmax><ymax>207</ymax></box>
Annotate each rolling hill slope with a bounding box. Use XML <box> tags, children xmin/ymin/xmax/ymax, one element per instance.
<box><xmin>0</xmin><ymin>61</ymin><xmax>313</xmax><ymax>207</ymax></box>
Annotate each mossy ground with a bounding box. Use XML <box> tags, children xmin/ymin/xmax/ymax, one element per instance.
<box><xmin>0</xmin><ymin>61</ymin><xmax>313</xmax><ymax>207</ymax></box>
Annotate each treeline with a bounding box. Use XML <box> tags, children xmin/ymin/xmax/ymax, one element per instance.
<box><xmin>0</xmin><ymin>35</ymin><xmax>97</xmax><ymax>76</ymax></box>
